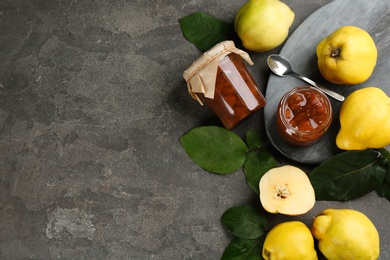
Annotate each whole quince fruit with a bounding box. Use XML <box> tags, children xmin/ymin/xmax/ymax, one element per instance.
<box><xmin>259</xmin><ymin>165</ymin><xmax>315</xmax><ymax>216</ymax></box>
<box><xmin>234</xmin><ymin>0</ymin><xmax>294</xmax><ymax>52</ymax></box>
<box><xmin>263</xmin><ymin>221</ymin><xmax>318</xmax><ymax>260</ymax></box>
<box><xmin>316</xmin><ymin>26</ymin><xmax>377</xmax><ymax>84</ymax></box>
<box><xmin>311</xmin><ymin>209</ymin><xmax>380</xmax><ymax>260</ymax></box>
<box><xmin>336</xmin><ymin>87</ymin><xmax>390</xmax><ymax>150</ymax></box>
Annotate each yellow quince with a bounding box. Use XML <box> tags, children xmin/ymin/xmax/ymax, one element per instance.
<box><xmin>234</xmin><ymin>0</ymin><xmax>294</xmax><ymax>52</ymax></box>
<box><xmin>262</xmin><ymin>221</ymin><xmax>318</xmax><ymax>260</ymax></box>
<box><xmin>316</xmin><ymin>26</ymin><xmax>377</xmax><ymax>84</ymax></box>
<box><xmin>311</xmin><ymin>209</ymin><xmax>380</xmax><ymax>260</ymax></box>
<box><xmin>336</xmin><ymin>87</ymin><xmax>390</xmax><ymax>150</ymax></box>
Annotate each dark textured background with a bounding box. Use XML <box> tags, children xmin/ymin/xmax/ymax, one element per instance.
<box><xmin>1</xmin><ymin>0</ymin><xmax>389</xmax><ymax>259</ymax></box>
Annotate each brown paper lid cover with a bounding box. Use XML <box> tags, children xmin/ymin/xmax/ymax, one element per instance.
<box><xmin>183</xmin><ymin>41</ymin><xmax>253</xmax><ymax>105</ymax></box>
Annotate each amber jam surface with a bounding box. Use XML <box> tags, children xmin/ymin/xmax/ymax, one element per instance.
<box><xmin>276</xmin><ymin>86</ymin><xmax>332</xmax><ymax>146</ymax></box>
<box><xmin>202</xmin><ymin>53</ymin><xmax>266</xmax><ymax>129</ymax></box>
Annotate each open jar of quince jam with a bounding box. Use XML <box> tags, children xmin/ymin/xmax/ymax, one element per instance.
<box><xmin>183</xmin><ymin>41</ymin><xmax>266</xmax><ymax>129</ymax></box>
<box><xmin>276</xmin><ymin>86</ymin><xmax>332</xmax><ymax>146</ymax></box>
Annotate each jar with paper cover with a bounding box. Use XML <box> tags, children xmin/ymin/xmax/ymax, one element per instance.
<box><xmin>183</xmin><ymin>41</ymin><xmax>266</xmax><ymax>129</ymax></box>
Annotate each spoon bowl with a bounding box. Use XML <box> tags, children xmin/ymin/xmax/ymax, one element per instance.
<box><xmin>267</xmin><ymin>54</ymin><xmax>345</xmax><ymax>102</ymax></box>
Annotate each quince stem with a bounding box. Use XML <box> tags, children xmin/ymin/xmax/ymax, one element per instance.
<box><xmin>331</xmin><ymin>48</ymin><xmax>340</xmax><ymax>58</ymax></box>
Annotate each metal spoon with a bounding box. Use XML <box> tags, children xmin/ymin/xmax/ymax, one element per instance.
<box><xmin>267</xmin><ymin>54</ymin><xmax>345</xmax><ymax>102</ymax></box>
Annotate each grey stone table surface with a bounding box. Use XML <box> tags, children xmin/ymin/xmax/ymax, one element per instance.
<box><xmin>1</xmin><ymin>0</ymin><xmax>389</xmax><ymax>259</ymax></box>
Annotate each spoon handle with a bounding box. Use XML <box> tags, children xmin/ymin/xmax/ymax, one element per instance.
<box><xmin>292</xmin><ymin>73</ymin><xmax>345</xmax><ymax>102</ymax></box>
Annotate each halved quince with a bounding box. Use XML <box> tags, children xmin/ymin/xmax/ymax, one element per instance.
<box><xmin>259</xmin><ymin>165</ymin><xmax>315</xmax><ymax>215</ymax></box>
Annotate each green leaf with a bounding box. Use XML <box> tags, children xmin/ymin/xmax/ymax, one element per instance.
<box><xmin>309</xmin><ymin>149</ymin><xmax>387</xmax><ymax>201</ymax></box>
<box><xmin>378</xmin><ymin>148</ymin><xmax>390</xmax><ymax>167</ymax></box>
<box><xmin>243</xmin><ymin>151</ymin><xmax>278</xmax><ymax>194</ymax></box>
<box><xmin>178</xmin><ymin>12</ymin><xmax>235</xmax><ymax>51</ymax></box>
<box><xmin>376</xmin><ymin>181</ymin><xmax>390</xmax><ymax>201</ymax></box>
<box><xmin>245</xmin><ymin>131</ymin><xmax>265</xmax><ymax>150</ymax></box>
<box><xmin>221</xmin><ymin>237</ymin><xmax>265</xmax><ymax>260</ymax></box>
<box><xmin>376</xmin><ymin>158</ymin><xmax>390</xmax><ymax>201</ymax></box>
<box><xmin>179</xmin><ymin>126</ymin><xmax>248</xmax><ymax>174</ymax></box>
<box><xmin>384</xmin><ymin>162</ymin><xmax>390</xmax><ymax>184</ymax></box>
<box><xmin>221</xmin><ymin>205</ymin><xmax>267</xmax><ymax>239</ymax></box>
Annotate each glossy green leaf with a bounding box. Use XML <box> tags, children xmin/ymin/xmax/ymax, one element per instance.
<box><xmin>376</xmin><ymin>181</ymin><xmax>390</xmax><ymax>201</ymax></box>
<box><xmin>376</xmin><ymin>155</ymin><xmax>390</xmax><ymax>201</ymax></box>
<box><xmin>221</xmin><ymin>205</ymin><xmax>267</xmax><ymax>239</ymax></box>
<box><xmin>378</xmin><ymin>148</ymin><xmax>390</xmax><ymax>167</ymax></box>
<box><xmin>179</xmin><ymin>126</ymin><xmax>248</xmax><ymax>174</ymax></box>
<box><xmin>178</xmin><ymin>12</ymin><xmax>235</xmax><ymax>51</ymax></box>
<box><xmin>243</xmin><ymin>151</ymin><xmax>278</xmax><ymax>195</ymax></box>
<box><xmin>309</xmin><ymin>149</ymin><xmax>387</xmax><ymax>201</ymax></box>
<box><xmin>385</xmin><ymin>163</ymin><xmax>390</xmax><ymax>184</ymax></box>
<box><xmin>245</xmin><ymin>130</ymin><xmax>265</xmax><ymax>150</ymax></box>
<box><xmin>221</xmin><ymin>237</ymin><xmax>264</xmax><ymax>260</ymax></box>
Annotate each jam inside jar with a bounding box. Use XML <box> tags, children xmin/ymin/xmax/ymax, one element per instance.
<box><xmin>276</xmin><ymin>86</ymin><xmax>332</xmax><ymax>146</ymax></box>
<box><xmin>201</xmin><ymin>53</ymin><xmax>266</xmax><ymax>129</ymax></box>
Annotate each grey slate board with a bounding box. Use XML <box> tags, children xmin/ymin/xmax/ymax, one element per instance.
<box><xmin>264</xmin><ymin>0</ymin><xmax>390</xmax><ymax>164</ymax></box>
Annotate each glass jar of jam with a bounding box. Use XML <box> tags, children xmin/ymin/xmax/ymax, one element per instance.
<box><xmin>276</xmin><ymin>86</ymin><xmax>332</xmax><ymax>146</ymax></box>
<box><xmin>183</xmin><ymin>41</ymin><xmax>266</xmax><ymax>129</ymax></box>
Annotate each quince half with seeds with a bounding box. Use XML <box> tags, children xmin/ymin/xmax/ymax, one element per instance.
<box><xmin>259</xmin><ymin>165</ymin><xmax>315</xmax><ymax>215</ymax></box>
